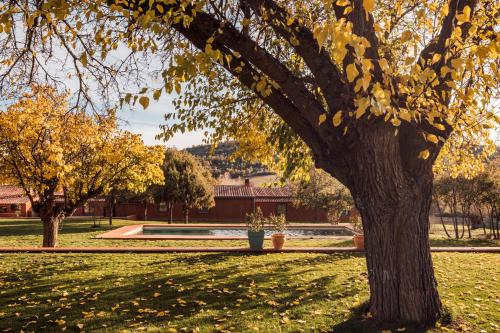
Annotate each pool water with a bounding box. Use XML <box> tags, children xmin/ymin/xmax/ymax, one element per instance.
<box><xmin>141</xmin><ymin>227</ymin><xmax>354</xmax><ymax>237</ymax></box>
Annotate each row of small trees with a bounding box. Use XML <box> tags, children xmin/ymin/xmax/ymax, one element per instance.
<box><xmin>0</xmin><ymin>87</ymin><xmax>165</xmax><ymax>247</ymax></box>
<box><xmin>109</xmin><ymin>148</ymin><xmax>215</xmax><ymax>225</ymax></box>
<box><xmin>0</xmin><ymin>87</ymin><xmax>215</xmax><ymax>247</ymax></box>
<box><xmin>433</xmin><ymin>157</ymin><xmax>500</xmax><ymax>239</ymax></box>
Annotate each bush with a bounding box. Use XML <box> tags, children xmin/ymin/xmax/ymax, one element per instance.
<box><xmin>246</xmin><ymin>207</ymin><xmax>265</xmax><ymax>232</ymax></box>
<box><xmin>268</xmin><ymin>214</ymin><xmax>287</xmax><ymax>233</ymax></box>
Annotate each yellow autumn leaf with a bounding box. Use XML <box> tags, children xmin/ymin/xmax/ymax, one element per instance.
<box><xmin>379</xmin><ymin>58</ymin><xmax>389</xmax><ymax>71</ymax></box>
<box><xmin>399</xmin><ymin>110</ymin><xmax>412</xmax><ymax>122</ymax></box>
<box><xmin>153</xmin><ymin>89</ymin><xmax>162</xmax><ymax>101</ymax></box>
<box><xmin>313</xmin><ymin>25</ymin><xmax>327</xmax><ymax>50</ymax></box>
<box><xmin>355</xmin><ymin>97</ymin><xmax>370</xmax><ymax>119</ymax></box>
<box><xmin>362</xmin><ymin>0</ymin><xmax>374</xmax><ymax>20</ymax></box>
<box><xmin>433</xmin><ymin>123</ymin><xmax>446</xmax><ymax>131</ymax></box>
<box><xmin>80</xmin><ymin>52</ymin><xmax>88</xmax><ymax>66</ymax></box>
<box><xmin>332</xmin><ymin>111</ymin><xmax>343</xmax><ymax>127</ymax></box>
<box><xmin>456</xmin><ymin>6</ymin><xmax>471</xmax><ymax>24</ymax></box>
<box><xmin>318</xmin><ymin>113</ymin><xmax>327</xmax><ymax>125</ymax></box>
<box><xmin>432</xmin><ymin>54</ymin><xmax>441</xmax><ymax>64</ymax></box>
<box><xmin>346</xmin><ymin>63</ymin><xmax>359</xmax><ymax>82</ymax></box>
<box><xmin>419</xmin><ymin>149</ymin><xmax>430</xmax><ymax>160</ymax></box>
<box><xmin>336</xmin><ymin>0</ymin><xmax>350</xmax><ymax>5</ymax></box>
<box><xmin>139</xmin><ymin>96</ymin><xmax>149</xmax><ymax>109</ymax></box>
<box><xmin>426</xmin><ymin>134</ymin><xmax>439</xmax><ymax>144</ymax></box>
<box><xmin>400</xmin><ymin>30</ymin><xmax>412</xmax><ymax>42</ymax></box>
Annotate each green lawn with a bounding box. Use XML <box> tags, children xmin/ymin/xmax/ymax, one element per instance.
<box><xmin>0</xmin><ymin>218</ymin><xmax>498</xmax><ymax>248</ymax></box>
<box><xmin>0</xmin><ymin>219</ymin><xmax>499</xmax><ymax>332</ymax></box>
<box><xmin>0</xmin><ymin>252</ymin><xmax>499</xmax><ymax>332</ymax></box>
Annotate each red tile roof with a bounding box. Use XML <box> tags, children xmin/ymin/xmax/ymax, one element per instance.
<box><xmin>1</xmin><ymin>184</ymin><xmax>291</xmax><ymax>204</ymax></box>
<box><xmin>215</xmin><ymin>185</ymin><xmax>291</xmax><ymax>199</ymax></box>
<box><xmin>0</xmin><ymin>185</ymin><xmax>104</xmax><ymax>204</ymax></box>
<box><xmin>215</xmin><ymin>185</ymin><xmax>256</xmax><ymax>198</ymax></box>
<box><xmin>0</xmin><ymin>196</ymin><xmax>31</xmax><ymax>204</ymax></box>
<box><xmin>0</xmin><ymin>185</ymin><xmax>30</xmax><ymax>204</ymax></box>
<box><xmin>253</xmin><ymin>187</ymin><xmax>291</xmax><ymax>197</ymax></box>
<box><xmin>0</xmin><ymin>185</ymin><xmax>25</xmax><ymax>197</ymax></box>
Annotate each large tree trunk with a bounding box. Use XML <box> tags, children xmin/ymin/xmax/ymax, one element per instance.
<box><xmin>344</xmin><ymin>125</ymin><xmax>442</xmax><ymax>324</ymax></box>
<box><xmin>40</xmin><ymin>213</ymin><xmax>63</xmax><ymax>248</ymax></box>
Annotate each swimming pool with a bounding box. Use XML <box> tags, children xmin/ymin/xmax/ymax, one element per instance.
<box><xmin>99</xmin><ymin>224</ymin><xmax>355</xmax><ymax>240</ymax></box>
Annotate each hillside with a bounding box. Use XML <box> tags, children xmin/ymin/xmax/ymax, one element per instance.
<box><xmin>185</xmin><ymin>142</ymin><xmax>273</xmax><ymax>179</ymax></box>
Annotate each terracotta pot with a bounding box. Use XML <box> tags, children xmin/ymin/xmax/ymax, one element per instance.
<box><xmin>353</xmin><ymin>234</ymin><xmax>364</xmax><ymax>250</ymax></box>
<box><xmin>271</xmin><ymin>233</ymin><xmax>286</xmax><ymax>250</ymax></box>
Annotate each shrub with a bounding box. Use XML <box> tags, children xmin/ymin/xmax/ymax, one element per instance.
<box><xmin>246</xmin><ymin>207</ymin><xmax>265</xmax><ymax>232</ymax></box>
<box><xmin>269</xmin><ymin>214</ymin><xmax>287</xmax><ymax>233</ymax></box>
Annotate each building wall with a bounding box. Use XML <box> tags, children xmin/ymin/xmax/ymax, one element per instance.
<box><xmin>71</xmin><ymin>201</ymin><xmax>106</xmax><ymax>217</ymax></box>
<box><xmin>255</xmin><ymin>201</ymin><xmax>329</xmax><ymax>222</ymax></box>
<box><xmin>112</xmin><ymin>198</ymin><xmax>330</xmax><ymax>223</ymax></box>
<box><xmin>145</xmin><ymin>198</ymin><xmax>256</xmax><ymax>222</ymax></box>
<box><xmin>0</xmin><ymin>202</ymin><xmax>32</xmax><ymax>218</ymax></box>
<box><xmin>114</xmin><ymin>202</ymin><xmax>144</xmax><ymax>220</ymax></box>
<box><xmin>287</xmin><ymin>204</ymin><xmax>328</xmax><ymax>222</ymax></box>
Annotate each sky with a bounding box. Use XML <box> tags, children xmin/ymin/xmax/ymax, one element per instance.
<box><xmin>117</xmin><ymin>99</ymin><xmax>206</xmax><ymax>149</ymax></box>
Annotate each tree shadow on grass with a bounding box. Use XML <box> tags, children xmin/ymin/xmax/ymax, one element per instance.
<box><xmin>0</xmin><ymin>218</ymin><xmax>115</xmax><ymax>238</ymax></box>
<box><xmin>330</xmin><ymin>303</ymin><xmax>457</xmax><ymax>333</ymax></box>
<box><xmin>0</xmin><ymin>252</ymin><xmax>368</xmax><ymax>332</ymax></box>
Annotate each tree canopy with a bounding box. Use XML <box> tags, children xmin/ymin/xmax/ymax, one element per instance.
<box><xmin>290</xmin><ymin>168</ymin><xmax>354</xmax><ymax>223</ymax></box>
<box><xmin>159</xmin><ymin>148</ymin><xmax>215</xmax><ymax>223</ymax></box>
<box><xmin>0</xmin><ymin>86</ymin><xmax>165</xmax><ymax>246</ymax></box>
<box><xmin>0</xmin><ymin>0</ymin><xmax>497</xmax><ymax>179</ymax></box>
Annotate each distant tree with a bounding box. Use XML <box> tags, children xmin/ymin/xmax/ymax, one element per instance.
<box><xmin>113</xmin><ymin>186</ymin><xmax>161</xmax><ymax>222</ymax></box>
<box><xmin>433</xmin><ymin>177</ymin><xmax>468</xmax><ymax>239</ymax></box>
<box><xmin>159</xmin><ymin>149</ymin><xmax>215</xmax><ymax>223</ymax></box>
<box><xmin>105</xmin><ymin>135</ymin><xmax>165</xmax><ymax>225</ymax></box>
<box><xmin>291</xmin><ymin>169</ymin><xmax>353</xmax><ymax>223</ymax></box>
<box><xmin>0</xmin><ymin>87</ymin><xmax>164</xmax><ymax>247</ymax></box>
<box><xmin>433</xmin><ymin>156</ymin><xmax>500</xmax><ymax>239</ymax></box>
<box><xmin>478</xmin><ymin>157</ymin><xmax>500</xmax><ymax>239</ymax></box>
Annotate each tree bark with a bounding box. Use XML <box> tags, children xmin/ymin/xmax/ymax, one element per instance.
<box><xmin>41</xmin><ymin>214</ymin><xmax>63</xmax><ymax>248</ymax></box>
<box><xmin>108</xmin><ymin>200</ymin><xmax>114</xmax><ymax>225</ymax></box>
<box><xmin>345</xmin><ymin>126</ymin><xmax>442</xmax><ymax>324</ymax></box>
<box><xmin>184</xmin><ymin>206</ymin><xmax>189</xmax><ymax>224</ymax></box>
<box><xmin>169</xmin><ymin>202</ymin><xmax>173</xmax><ymax>224</ymax></box>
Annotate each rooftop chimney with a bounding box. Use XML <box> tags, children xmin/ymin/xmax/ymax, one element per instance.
<box><xmin>244</xmin><ymin>178</ymin><xmax>251</xmax><ymax>186</ymax></box>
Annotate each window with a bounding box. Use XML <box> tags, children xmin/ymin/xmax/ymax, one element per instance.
<box><xmin>276</xmin><ymin>203</ymin><xmax>287</xmax><ymax>216</ymax></box>
<box><xmin>0</xmin><ymin>206</ymin><xmax>7</xmax><ymax>213</ymax></box>
<box><xmin>158</xmin><ymin>202</ymin><xmax>168</xmax><ymax>212</ymax></box>
<box><xmin>198</xmin><ymin>207</ymin><xmax>209</xmax><ymax>214</ymax></box>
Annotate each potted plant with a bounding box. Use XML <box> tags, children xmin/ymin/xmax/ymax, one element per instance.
<box><xmin>351</xmin><ymin>216</ymin><xmax>364</xmax><ymax>250</ymax></box>
<box><xmin>246</xmin><ymin>207</ymin><xmax>265</xmax><ymax>251</ymax></box>
<box><xmin>269</xmin><ymin>214</ymin><xmax>287</xmax><ymax>250</ymax></box>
